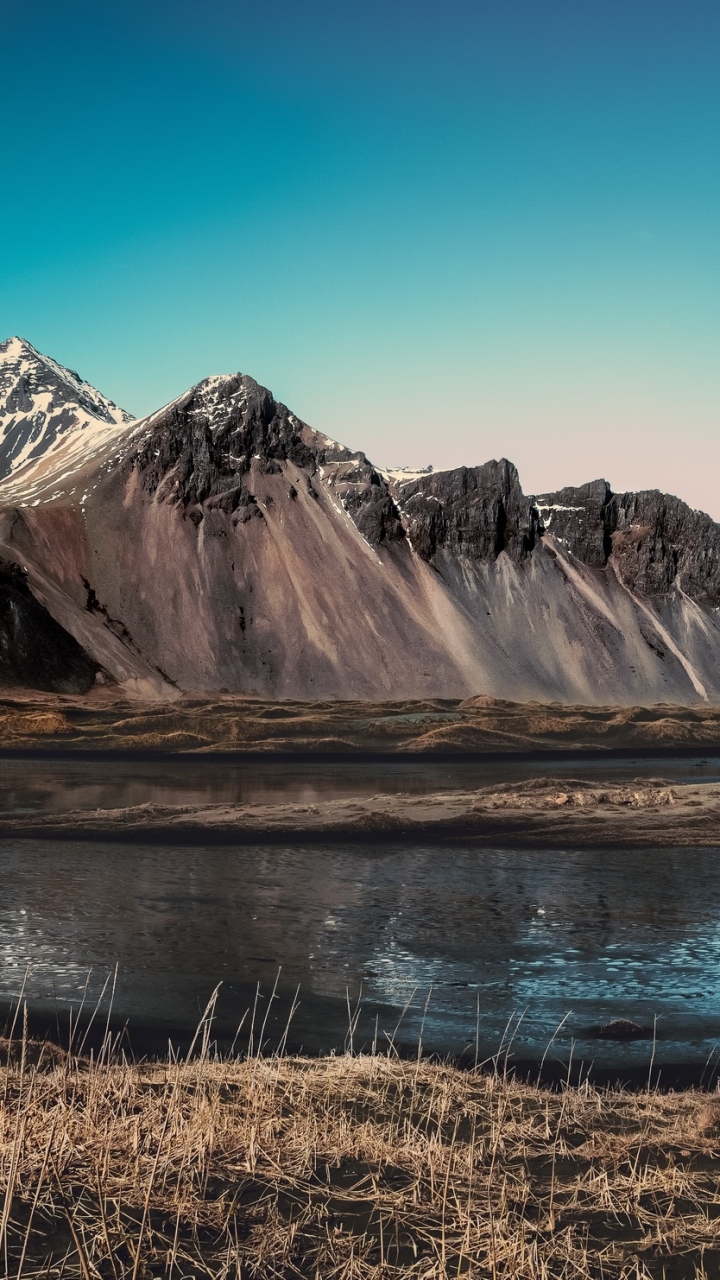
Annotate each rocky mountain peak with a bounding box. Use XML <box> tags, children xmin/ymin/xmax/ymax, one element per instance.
<box><xmin>131</xmin><ymin>372</ymin><xmax>318</xmax><ymax>510</ymax></box>
<box><xmin>1</xmin><ymin>340</ymin><xmax>720</xmax><ymax>703</ymax></box>
<box><xmin>128</xmin><ymin>371</ymin><xmax>408</xmax><ymax>544</ymax></box>
<box><xmin>0</xmin><ymin>335</ymin><xmax>134</xmax><ymax>485</ymax></box>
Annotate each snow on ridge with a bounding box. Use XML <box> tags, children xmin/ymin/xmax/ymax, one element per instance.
<box><xmin>381</xmin><ymin>466</ymin><xmax>435</xmax><ymax>485</ymax></box>
<box><xmin>0</xmin><ymin>416</ymin><xmax>148</xmax><ymax>508</ymax></box>
<box><xmin>0</xmin><ymin>336</ymin><xmax>133</xmax><ymax>428</ymax></box>
<box><xmin>195</xmin><ymin>374</ymin><xmax>235</xmax><ymax>391</ymax></box>
<box><xmin>0</xmin><ymin>336</ymin><xmax>139</xmax><ymax>504</ymax></box>
<box><xmin>0</xmin><ymin>359</ymin><xmax>252</xmax><ymax>507</ymax></box>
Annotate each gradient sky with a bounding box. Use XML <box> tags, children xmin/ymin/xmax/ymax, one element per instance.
<box><xmin>3</xmin><ymin>1</ymin><xmax>720</xmax><ymax>513</ymax></box>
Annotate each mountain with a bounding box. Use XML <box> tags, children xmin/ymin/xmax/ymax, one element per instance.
<box><xmin>0</xmin><ymin>338</ymin><xmax>134</xmax><ymax>504</ymax></box>
<box><xmin>0</xmin><ymin>337</ymin><xmax>719</xmax><ymax>704</ymax></box>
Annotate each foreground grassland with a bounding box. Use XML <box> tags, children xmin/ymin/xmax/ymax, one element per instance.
<box><xmin>2</xmin><ymin>1040</ymin><xmax>720</xmax><ymax>1278</ymax></box>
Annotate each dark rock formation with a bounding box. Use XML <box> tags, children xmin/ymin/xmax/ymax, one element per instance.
<box><xmin>0</xmin><ymin>560</ymin><xmax>99</xmax><ymax>693</ymax></box>
<box><xmin>535</xmin><ymin>481</ymin><xmax>720</xmax><ymax>604</ymax></box>
<box><xmin>130</xmin><ymin>373</ymin><xmax>406</xmax><ymax>545</ymax></box>
<box><xmin>131</xmin><ymin>375</ymin><xmax>316</xmax><ymax>512</ymax></box>
<box><xmin>324</xmin><ymin>457</ymin><xmax>405</xmax><ymax>545</ymax></box>
<box><xmin>392</xmin><ymin>460</ymin><xmax>541</xmax><ymax>563</ymax></box>
<box><xmin>612</xmin><ymin>491</ymin><xmax>720</xmax><ymax>604</ymax></box>
<box><xmin>534</xmin><ymin>480</ymin><xmax>614</xmax><ymax>568</ymax></box>
<box><xmin>130</xmin><ymin>369</ymin><xmax>720</xmax><ymax>602</ymax></box>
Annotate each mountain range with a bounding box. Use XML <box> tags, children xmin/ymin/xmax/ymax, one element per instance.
<box><xmin>0</xmin><ymin>335</ymin><xmax>719</xmax><ymax>705</ymax></box>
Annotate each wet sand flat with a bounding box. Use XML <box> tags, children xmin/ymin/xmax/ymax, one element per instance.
<box><xmin>1</xmin><ymin>776</ymin><xmax>719</xmax><ymax>846</ymax></box>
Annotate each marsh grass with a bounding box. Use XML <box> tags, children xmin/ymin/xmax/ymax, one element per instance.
<box><xmin>2</xmin><ymin>1009</ymin><xmax>720</xmax><ymax>1278</ymax></box>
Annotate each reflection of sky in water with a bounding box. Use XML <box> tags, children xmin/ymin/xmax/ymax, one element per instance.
<box><xmin>2</xmin><ymin>833</ymin><xmax>720</xmax><ymax>1063</ymax></box>
<box><xmin>364</xmin><ymin>917</ymin><xmax>720</xmax><ymax>1009</ymax></box>
<box><xmin>357</xmin><ymin>852</ymin><xmax>720</xmax><ymax>1061</ymax></box>
<box><xmin>0</xmin><ymin>915</ymin><xmax>102</xmax><ymax>1004</ymax></box>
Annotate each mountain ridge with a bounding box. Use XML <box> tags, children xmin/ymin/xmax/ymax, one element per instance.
<box><xmin>0</xmin><ymin>337</ymin><xmax>718</xmax><ymax>705</ymax></box>
<box><xmin>0</xmin><ymin>336</ymin><xmax>137</xmax><ymax>507</ymax></box>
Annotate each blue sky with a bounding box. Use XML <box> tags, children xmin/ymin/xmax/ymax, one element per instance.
<box><xmin>3</xmin><ymin>1</ymin><xmax>720</xmax><ymax>513</ymax></box>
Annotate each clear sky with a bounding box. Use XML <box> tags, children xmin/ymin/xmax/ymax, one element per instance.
<box><xmin>3</xmin><ymin>1</ymin><xmax>720</xmax><ymax>513</ymax></box>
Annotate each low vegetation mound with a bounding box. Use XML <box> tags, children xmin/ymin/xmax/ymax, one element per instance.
<box><xmin>2</xmin><ymin>1035</ymin><xmax>720</xmax><ymax>1277</ymax></box>
<box><xmin>2</xmin><ymin>693</ymin><xmax>720</xmax><ymax>756</ymax></box>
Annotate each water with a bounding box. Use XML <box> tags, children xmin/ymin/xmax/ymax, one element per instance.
<box><xmin>0</xmin><ymin>752</ymin><xmax>718</xmax><ymax>815</ymax></box>
<box><xmin>2</xmin><ymin>755</ymin><xmax>720</xmax><ymax>1072</ymax></box>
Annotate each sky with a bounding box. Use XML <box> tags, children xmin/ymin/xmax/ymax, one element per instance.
<box><xmin>2</xmin><ymin>0</ymin><xmax>720</xmax><ymax>513</ymax></box>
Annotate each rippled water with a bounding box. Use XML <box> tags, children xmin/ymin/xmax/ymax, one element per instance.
<box><xmin>1</xmin><ymin>805</ymin><xmax>720</xmax><ymax>1069</ymax></box>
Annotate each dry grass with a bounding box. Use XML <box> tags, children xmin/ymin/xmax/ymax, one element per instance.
<box><xmin>2</xmin><ymin>1024</ymin><xmax>720</xmax><ymax>1279</ymax></box>
<box><xmin>4</xmin><ymin>692</ymin><xmax>720</xmax><ymax>757</ymax></box>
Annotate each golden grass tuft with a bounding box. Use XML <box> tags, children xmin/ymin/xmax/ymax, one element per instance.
<box><xmin>2</xmin><ymin>1028</ymin><xmax>720</xmax><ymax>1278</ymax></box>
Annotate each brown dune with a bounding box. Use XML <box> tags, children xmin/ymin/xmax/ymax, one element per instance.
<box><xmin>1</xmin><ymin>690</ymin><xmax>720</xmax><ymax>757</ymax></box>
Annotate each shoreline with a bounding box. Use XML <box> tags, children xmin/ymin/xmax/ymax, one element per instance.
<box><xmin>3</xmin><ymin>777</ymin><xmax>719</xmax><ymax>847</ymax></box>
<box><xmin>2</xmin><ymin>1013</ymin><xmax>719</xmax><ymax>1091</ymax></box>
<box><xmin>1</xmin><ymin>742</ymin><xmax>720</xmax><ymax>762</ymax></box>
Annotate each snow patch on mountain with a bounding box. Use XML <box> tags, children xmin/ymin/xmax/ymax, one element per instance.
<box><xmin>0</xmin><ymin>337</ymin><xmax>140</xmax><ymax>505</ymax></box>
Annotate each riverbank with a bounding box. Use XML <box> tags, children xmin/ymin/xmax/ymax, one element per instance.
<box><xmin>2</xmin><ymin>1036</ymin><xmax>720</xmax><ymax>1278</ymax></box>
<box><xmin>3</xmin><ymin>775</ymin><xmax>719</xmax><ymax>846</ymax></box>
<box><xmin>3</xmin><ymin>690</ymin><xmax>720</xmax><ymax>755</ymax></box>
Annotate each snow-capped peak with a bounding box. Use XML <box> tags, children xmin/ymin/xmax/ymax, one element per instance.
<box><xmin>0</xmin><ymin>337</ymin><xmax>138</xmax><ymax>505</ymax></box>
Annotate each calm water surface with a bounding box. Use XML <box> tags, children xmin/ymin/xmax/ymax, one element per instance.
<box><xmin>0</xmin><ymin>753</ymin><xmax>718</xmax><ymax>813</ymax></box>
<box><xmin>1</xmin><ymin>757</ymin><xmax>720</xmax><ymax>1070</ymax></box>
<box><xmin>1</xmin><ymin>752</ymin><xmax>717</xmax><ymax>1064</ymax></box>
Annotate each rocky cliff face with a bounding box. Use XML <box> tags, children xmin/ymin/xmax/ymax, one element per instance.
<box><xmin>0</xmin><ymin>338</ymin><xmax>719</xmax><ymax>705</ymax></box>
<box><xmin>391</xmin><ymin>460</ymin><xmax>541</xmax><ymax>563</ymax></box>
<box><xmin>534</xmin><ymin>480</ymin><xmax>614</xmax><ymax>569</ymax></box>
<box><xmin>535</xmin><ymin>481</ymin><xmax>720</xmax><ymax>605</ymax></box>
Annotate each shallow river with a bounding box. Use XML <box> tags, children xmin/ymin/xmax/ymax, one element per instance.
<box><xmin>1</xmin><ymin>756</ymin><xmax>720</xmax><ymax>1075</ymax></box>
